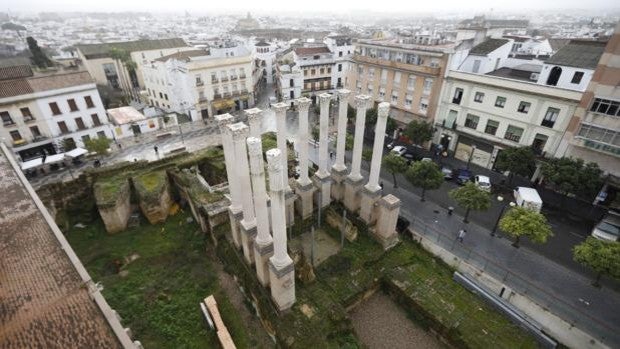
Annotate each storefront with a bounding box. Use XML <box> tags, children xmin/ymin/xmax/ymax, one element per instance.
<box><xmin>454</xmin><ymin>135</ymin><xmax>495</xmax><ymax>169</ymax></box>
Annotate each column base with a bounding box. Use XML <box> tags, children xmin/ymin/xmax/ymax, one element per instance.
<box><xmin>313</xmin><ymin>172</ymin><xmax>332</xmax><ymax>208</ymax></box>
<box><xmin>359</xmin><ymin>186</ymin><xmax>382</xmax><ymax>225</ymax></box>
<box><xmin>344</xmin><ymin>176</ymin><xmax>365</xmax><ymax>213</ymax></box>
<box><xmin>294</xmin><ymin>181</ymin><xmax>315</xmax><ymax>219</ymax></box>
<box><xmin>254</xmin><ymin>240</ymin><xmax>274</xmax><ymax>287</ymax></box>
<box><xmin>330</xmin><ymin>167</ymin><xmax>348</xmax><ymax>202</ymax></box>
<box><xmin>240</xmin><ymin>220</ymin><xmax>257</xmax><ymax>265</ymax></box>
<box><xmin>374</xmin><ymin>194</ymin><xmax>401</xmax><ymax>250</ymax></box>
<box><xmin>268</xmin><ymin>259</ymin><xmax>296</xmax><ymax>311</ymax></box>
<box><xmin>285</xmin><ymin>189</ymin><xmax>297</xmax><ymax>227</ymax></box>
<box><xmin>228</xmin><ymin>206</ymin><xmax>243</xmax><ymax>249</ymax></box>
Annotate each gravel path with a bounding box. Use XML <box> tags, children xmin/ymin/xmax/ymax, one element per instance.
<box><xmin>350</xmin><ymin>292</ymin><xmax>443</xmax><ymax>349</ymax></box>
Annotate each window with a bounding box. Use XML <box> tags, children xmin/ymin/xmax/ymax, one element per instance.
<box><xmin>211</xmin><ymin>72</ymin><xmax>218</xmax><ymax>82</ymax></box>
<box><xmin>195</xmin><ymin>74</ymin><xmax>203</xmax><ymax>85</ymax></box>
<box><xmin>97</xmin><ymin>131</ymin><xmax>106</xmax><ymax>138</ymax></box>
<box><xmin>358</xmin><ymin>65</ymin><xmax>364</xmax><ymax>75</ymax></box>
<box><xmin>452</xmin><ymin>88</ymin><xmax>463</xmax><ymax>104</ymax></box>
<box><xmin>367</xmin><ymin>83</ymin><xmax>373</xmax><ymax>94</ymax></box>
<box><xmin>407</xmin><ymin>75</ymin><xmax>416</xmax><ymax>90</ymax></box>
<box><xmin>419</xmin><ymin>98</ymin><xmax>429</xmax><ymax>113</ymax></box>
<box><xmin>590</xmin><ymin>98</ymin><xmax>620</xmax><ymax>116</ymax></box>
<box><xmin>368</xmin><ymin>68</ymin><xmax>375</xmax><ymax>78</ymax></box>
<box><xmin>164</xmin><ymin>94</ymin><xmax>168</xmax><ymax>101</ymax></box>
<box><xmin>578</xmin><ymin>124</ymin><xmax>619</xmax><ymax>145</ymax></box>
<box><xmin>67</xmin><ymin>99</ymin><xmax>78</xmax><ymax>112</ymax></box>
<box><xmin>484</xmin><ymin>120</ymin><xmax>499</xmax><ymax>135</ymax></box>
<box><xmin>30</xmin><ymin>126</ymin><xmax>41</xmax><ymax>138</ymax></box>
<box><xmin>311</xmin><ymin>69</ymin><xmax>316</xmax><ymax>75</ymax></box>
<box><xmin>517</xmin><ymin>101</ymin><xmax>531</xmax><ymax>113</ymax></box>
<box><xmin>327</xmin><ymin>67</ymin><xmax>331</xmax><ymax>74</ymax></box>
<box><xmin>423</xmin><ymin>78</ymin><xmax>433</xmax><ymax>94</ymax></box>
<box><xmin>304</xmin><ymin>69</ymin><xmax>308</xmax><ymax>76</ymax></box>
<box><xmin>472</xmin><ymin>59</ymin><xmax>481</xmax><ymax>73</ymax></box>
<box><xmin>339</xmin><ymin>51</ymin><xmax>343</xmax><ymax>57</ymax></box>
<box><xmin>91</xmin><ymin>114</ymin><xmax>101</xmax><ymax>126</ymax></box>
<box><xmin>290</xmin><ymin>91</ymin><xmax>294</xmax><ymax>99</ymax></box>
<box><xmin>338</xmin><ymin>64</ymin><xmax>342</xmax><ymax>72</ymax></box>
<box><xmin>464</xmin><ymin>114</ymin><xmax>479</xmax><ymax>129</ymax></box>
<box><xmin>541</xmin><ymin>107</ymin><xmax>559</xmax><ymax>128</ymax></box>
<box><xmin>84</xmin><ymin>96</ymin><xmax>95</xmax><ymax>108</ymax></box>
<box><xmin>313</xmin><ymin>55</ymin><xmax>320</xmax><ymax>60</ymax></box>
<box><xmin>289</xmin><ymin>79</ymin><xmax>294</xmax><ymax>87</ymax></box>
<box><xmin>571</xmin><ymin>71</ymin><xmax>584</xmax><ymax>84</ymax></box>
<box><xmin>379</xmin><ymin>88</ymin><xmax>386</xmax><ymax>99</ymax></box>
<box><xmin>58</xmin><ymin>121</ymin><xmax>69</xmax><ymax>134</ymax></box>
<box><xmin>405</xmin><ymin>95</ymin><xmax>413</xmax><ymax>108</ymax></box>
<box><xmin>9</xmin><ymin>130</ymin><xmax>22</xmax><ymax>141</ymax></box>
<box><xmin>391</xmin><ymin>91</ymin><xmax>398</xmax><ymax>104</ymax></box>
<box><xmin>81</xmin><ymin>135</ymin><xmax>90</xmax><ymax>144</ymax></box>
<box><xmin>75</xmin><ymin>117</ymin><xmax>86</xmax><ymax>130</ymax></box>
<box><xmin>474</xmin><ymin>92</ymin><xmax>484</xmax><ymax>103</ymax></box>
<box><xmin>546</xmin><ymin>66</ymin><xmax>562</xmax><ymax>86</ymax></box>
<box><xmin>1</xmin><ymin>111</ymin><xmax>14</xmax><ymax>125</ymax></box>
<box><xmin>49</xmin><ymin>102</ymin><xmax>61</xmax><ymax>115</ymax></box>
<box><xmin>21</xmin><ymin>107</ymin><xmax>34</xmax><ymax>121</ymax></box>
<box><xmin>394</xmin><ymin>72</ymin><xmax>401</xmax><ymax>84</ymax></box>
<box><xmin>495</xmin><ymin>96</ymin><xmax>506</xmax><ymax>108</ymax></box>
<box><xmin>504</xmin><ymin>125</ymin><xmax>524</xmax><ymax>142</ymax></box>
<box><xmin>320</xmin><ymin>68</ymin><xmax>325</xmax><ymax>74</ymax></box>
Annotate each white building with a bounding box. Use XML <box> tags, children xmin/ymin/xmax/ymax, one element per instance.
<box><xmin>276</xmin><ymin>64</ymin><xmax>303</xmax><ymax>105</ymax></box>
<box><xmin>324</xmin><ymin>35</ymin><xmax>354</xmax><ymax>90</ymax></box>
<box><xmin>141</xmin><ymin>45</ymin><xmax>255</xmax><ymax>120</ymax></box>
<box><xmin>107</xmin><ymin>106</ymin><xmax>161</xmax><ymax>139</ymax></box>
<box><xmin>253</xmin><ymin>40</ymin><xmax>277</xmax><ymax>84</ymax></box>
<box><xmin>0</xmin><ymin>60</ymin><xmax>113</xmax><ymax>161</ymax></box>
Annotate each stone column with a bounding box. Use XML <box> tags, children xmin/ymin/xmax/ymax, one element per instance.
<box><xmin>247</xmin><ymin>137</ymin><xmax>274</xmax><ymax>287</ymax></box>
<box><xmin>331</xmin><ymin>89</ymin><xmax>351</xmax><ymax>201</ymax></box>
<box><xmin>294</xmin><ymin>97</ymin><xmax>314</xmax><ymax>219</ymax></box>
<box><xmin>228</xmin><ymin>122</ymin><xmax>257</xmax><ymax>265</ymax></box>
<box><xmin>312</xmin><ymin>93</ymin><xmax>332</xmax><ymax>208</ymax></box>
<box><xmin>272</xmin><ymin>102</ymin><xmax>296</xmax><ymax>226</ymax></box>
<box><xmin>373</xmin><ymin>194</ymin><xmax>401</xmax><ymax>250</ymax></box>
<box><xmin>266</xmin><ymin>149</ymin><xmax>295</xmax><ymax>311</ymax></box>
<box><xmin>344</xmin><ymin>94</ymin><xmax>370</xmax><ymax>213</ymax></box>
<box><xmin>217</xmin><ymin>114</ymin><xmax>242</xmax><ymax>248</ymax></box>
<box><xmin>245</xmin><ymin>107</ymin><xmax>263</xmax><ymax>138</ymax></box>
<box><xmin>360</xmin><ymin>102</ymin><xmax>390</xmax><ymax>224</ymax></box>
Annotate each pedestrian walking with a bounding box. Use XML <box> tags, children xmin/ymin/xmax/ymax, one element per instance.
<box><xmin>154</xmin><ymin>145</ymin><xmax>159</xmax><ymax>154</ymax></box>
<box><xmin>457</xmin><ymin>229</ymin><xmax>466</xmax><ymax>243</ymax></box>
<box><xmin>117</xmin><ymin>143</ymin><xmax>122</xmax><ymax>149</ymax></box>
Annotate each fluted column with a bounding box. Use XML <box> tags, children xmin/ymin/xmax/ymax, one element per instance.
<box><xmin>317</xmin><ymin>93</ymin><xmax>331</xmax><ymax>176</ymax></box>
<box><xmin>366</xmin><ymin>102</ymin><xmax>390</xmax><ymax>191</ymax></box>
<box><xmin>296</xmin><ymin>97</ymin><xmax>312</xmax><ymax>187</ymax></box>
<box><xmin>245</xmin><ymin>107</ymin><xmax>262</xmax><ymax>138</ymax></box>
<box><xmin>333</xmin><ymin>89</ymin><xmax>351</xmax><ymax>173</ymax></box>
<box><xmin>267</xmin><ymin>148</ymin><xmax>296</xmax><ymax>311</ymax></box>
<box><xmin>272</xmin><ymin>101</ymin><xmax>296</xmax><ymax>226</ymax></box>
<box><xmin>216</xmin><ymin>114</ymin><xmax>243</xmax><ymax>248</ymax></box>
<box><xmin>349</xmin><ymin>95</ymin><xmax>371</xmax><ymax>181</ymax></box>
<box><xmin>228</xmin><ymin>122</ymin><xmax>256</xmax><ymax>264</ymax></box>
<box><xmin>247</xmin><ymin>136</ymin><xmax>274</xmax><ymax>287</ymax></box>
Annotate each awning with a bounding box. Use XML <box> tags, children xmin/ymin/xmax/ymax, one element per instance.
<box><xmin>44</xmin><ymin>153</ymin><xmax>66</xmax><ymax>164</ymax></box>
<box><xmin>65</xmin><ymin>147</ymin><xmax>88</xmax><ymax>158</ymax></box>
<box><xmin>212</xmin><ymin>99</ymin><xmax>235</xmax><ymax>110</ymax></box>
<box><xmin>21</xmin><ymin>158</ymin><xmax>43</xmax><ymax>170</ymax></box>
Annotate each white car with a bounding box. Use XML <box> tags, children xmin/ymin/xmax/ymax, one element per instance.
<box><xmin>474</xmin><ymin>175</ymin><xmax>491</xmax><ymax>192</ymax></box>
<box><xmin>592</xmin><ymin>213</ymin><xmax>620</xmax><ymax>241</ymax></box>
<box><xmin>391</xmin><ymin>145</ymin><xmax>407</xmax><ymax>156</ymax></box>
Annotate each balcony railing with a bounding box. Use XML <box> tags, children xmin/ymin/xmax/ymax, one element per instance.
<box><xmin>3</xmin><ymin>120</ymin><xmax>15</xmax><ymax>126</ymax></box>
<box><xmin>211</xmin><ymin>78</ymin><xmax>219</xmax><ymax>84</ymax></box>
<box><xmin>230</xmin><ymin>75</ymin><xmax>238</xmax><ymax>80</ymax></box>
<box><xmin>213</xmin><ymin>93</ymin><xmax>222</xmax><ymax>99</ymax></box>
<box><xmin>220</xmin><ymin>77</ymin><xmax>229</xmax><ymax>82</ymax></box>
<box><xmin>199</xmin><ymin>96</ymin><xmax>209</xmax><ymax>102</ymax></box>
<box><xmin>239</xmin><ymin>74</ymin><xmax>246</xmax><ymax>79</ymax></box>
<box><xmin>23</xmin><ymin>116</ymin><xmax>36</xmax><ymax>123</ymax></box>
<box><xmin>13</xmin><ymin>139</ymin><xmax>27</xmax><ymax>147</ymax></box>
<box><xmin>196</xmin><ymin>81</ymin><xmax>204</xmax><ymax>87</ymax></box>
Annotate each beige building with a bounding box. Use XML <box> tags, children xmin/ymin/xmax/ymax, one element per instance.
<box><xmin>347</xmin><ymin>38</ymin><xmax>452</xmax><ymax>126</ymax></box>
<box><xmin>75</xmin><ymin>38</ymin><xmax>188</xmax><ymax>99</ymax></box>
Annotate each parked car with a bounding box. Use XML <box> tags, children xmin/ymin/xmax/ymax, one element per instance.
<box><xmin>591</xmin><ymin>212</ymin><xmax>620</xmax><ymax>242</ymax></box>
<box><xmin>441</xmin><ymin>166</ymin><xmax>454</xmax><ymax>180</ymax></box>
<box><xmin>391</xmin><ymin>145</ymin><xmax>407</xmax><ymax>156</ymax></box>
<box><xmin>386</xmin><ymin>142</ymin><xmax>395</xmax><ymax>150</ymax></box>
<box><xmin>455</xmin><ymin>169</ymin><xmax>472</xmax><ymax>185</ymax></box>
<box><xmin>474</xmin><ymin>175</ymin><xmax>492</xmax><ymax>192</ymax></box>
<box><xmin>421</xmin><ymin>157</ymin><xmax>433</xmax><ymax>162</ymax></box>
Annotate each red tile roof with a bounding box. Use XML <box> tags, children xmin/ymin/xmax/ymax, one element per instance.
<box><xmin>294</xmin><ymin>46</ymin><xmax>331</xmax><ymax>56</ymax></box>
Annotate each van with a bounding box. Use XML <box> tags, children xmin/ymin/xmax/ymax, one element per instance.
<box><xmin>269</xmin><ymin>96</ymin><xmax>277</xmax><ymax>106</ymax></box>
<box><xmin>513</xmin><ymin>187</ymin><xmax>543</xmax><ymax>212</ymax></box>
<box><xmin>592</xmin><ymin>212</ymin><xmax>620</xmax><ymax>242</ymax></box>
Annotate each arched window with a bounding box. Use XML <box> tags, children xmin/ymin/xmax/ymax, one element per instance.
<box><xmin>546</xmin><ymin>66</ymin><xmax>562</xmax><ymax>86</ymax></box>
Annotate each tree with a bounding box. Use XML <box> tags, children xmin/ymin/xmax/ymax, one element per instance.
<box><xmin>362</xmin><ymin>147</ymin><xmax>373</xmax><ymax>162</ymax></box>
<box><xmin>405</xmin><ymin>161</ymin><xmax>444</xmax><ymax>201</ymax></box>
<box><xmin>345</xmin><ymin>133</ymin><xmax>354</xmax><ymax>151</ymax></box>
<box><xmin>573</xmin><ymin>237</ymin><xmax>620</xmax><ymax>287</ymax></box>
<box><xmin>449</xmin><ymin>182</ymin><xmax>491</xmax><ymax>223</ymax></box>
<box><xmin>383</xmin><ymin>153</ymin><xmax>407</xmax><ymax>188</ymax></box>
<box><xmin>366</xmin><ymin>106</ymin><xmax>397</xmax><ymax>135</ymax></box>
<box><xmin>84</xmin><ymin>137</ymin><xmax>112</xmax><ymax>159</ymax></box>
<box><xmin>494</xmin><ymin>147</ymin><xmax>536</xmax><ymax>184</ymax></box>
<box><xmin>541</xmin><ymin>157</ymin><xmax>603</xmax><ymax>200</ymax></box>
<box><xmin>27</xmin><ymin>36</ymin><xmax>52</xmax><ymax>69</ymax></box>
<box><xmin>499</xmin><ymin>206</ymin><xmax>553</xmax><ymax>248</ymax></box>
<box><xmin>404</xmin><ymin>120</ymin><xmax>434</xmax><ymax>146</ymax></box>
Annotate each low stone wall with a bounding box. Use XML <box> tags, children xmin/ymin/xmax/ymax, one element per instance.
<box><xmin>133</xmin><ymin>171</ymin><xmax>172</xmax><ymax>225</ymax></box>
<box><xmin>94</xmin><ymin>178</ymin><xmax>132</xmax><ymax>234</ymax></box>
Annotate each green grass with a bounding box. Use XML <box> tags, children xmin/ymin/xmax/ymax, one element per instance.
<box><xmin>134</xmin><ymin>171</ymin><xmax>167</xmax><ymax>192</ymax></box>
<box><xmin>65</xmin><ymin>211</ymin><xmax>252</xmax><ymax>349</ymax></box>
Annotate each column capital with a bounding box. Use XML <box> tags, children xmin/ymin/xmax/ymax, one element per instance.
<box><xmin>272</xmin><ymin>102</ymin><xmax>288</xmax><ymax>114</ymax></box>
<box><xmin>226</xmin><ymin>122</ymin><xmax>249</xmax><ymax>140</ymax></box>
<box><xmin>354</xmin><ymin>94</ymin><xmax>371</xmax><ymax>109</ymax></box>
<box><xmin>266</xmin><ymin>149</ymin><xmax>284</xmax><ymax>190</ymax></box>
<box><xmin>337</xmin><ymin>89</ymin><xmax>351</xmax><ymax>98</ymax></box>
<box><xmin>296</xmin><ymin>97</ymin><xmax>312</xmax><ymax>111</ymax></box>
<box><xmin>247</xmin><ymin>136</ymin><xmax>263</xmax><ymax>157</ymax></box>
<box><xmin>244</xmin><ymin>107</ymin><xmax>263</xmax><ymax>121</ymax></box>
<box><xmin>378</xmin><ymin>102</ymin><xmax>390</xmax><ymax>118</ymax></box>
<box><xmin>215</xmin><ymin>113</ymin><xmax>234</xmax><ymax>129</ymax></box>
<box><xmin>319</xmin><ymin>93</ymin><xmax>332</xmax><ymax>104</ymax></box>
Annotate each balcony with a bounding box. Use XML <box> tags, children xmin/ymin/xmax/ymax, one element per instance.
<box><xmin>302</xmin><ymin>84</ymin><xmax>338</xmax><ymax>93</ymax></box>
<box><xmin>220</xmin><ymin>76</ymin><xmax>229</xmax><ymax>82</ymax></box>
<box><xmin>230</xmin><ymin>75</ymin><xmax>238</xmax><ymax>80</ymax></box>
<box><xmin>199</xmin><ymin>96</ymin><xmax>209</xmax><ymax>102</ymax></box>
<box><xmin>3</xmin><ymin>120</ymin><xmax>15</xmax><ymax>127</ymax></box>
<box><xmin>239</xmin><ymin>74</ymin><xmax>246</xmax><ymax>79</ymax></box>
<box><xmin>12</xmin><ymin>139</ymin><xmax>27</xmax><ymax>147</ymax></box>
<box><xmin>353</xmin><ymin>54</ymin><xmax>440</xmax><ymax>76</ymax></box>
<box><xmin>23</xmin><ymin>116</ymin><xmax>36</xmax><ymax>123</ymax></box>
<box><xmin>213</xmin><ymin>93</ymin><xmax>222</xmax><ymax>99</ymax></box>
<box><xmin>211</xmin><ymin>78</ymin><xmax>219</xmax><ymax>84</ymax></box>
<box><xmin>196</xmin><ymin>81</ymin><xmax>204</xmax><ymax>87</ymax></box>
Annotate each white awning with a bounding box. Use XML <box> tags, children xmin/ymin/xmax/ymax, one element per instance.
<box><xmin>44</xmin><ymin>153</ymin><xmax>66</xmax><ymax>164</ymax></box>
<box><xmin>65</xmin><ymin>147</ymin><xmax>88</xmax><ymax>158</ymax></box>
<box><xmin>20</xmin><ymin>158</ymin><xmax>43</xmax><ymax>170</ymax></box>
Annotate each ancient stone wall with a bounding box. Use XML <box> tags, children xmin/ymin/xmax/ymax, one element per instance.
<box><xmin>94</xmin><ymin>178</ymin><xmax>132</xmax><ymax>234</ymax></box>
<box><xmin>133</xmin><ymin>171</ymin><xmax>172</xmax><ymax>225</ymax></box>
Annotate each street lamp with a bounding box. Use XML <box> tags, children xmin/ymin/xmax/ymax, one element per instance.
<box><xmin>491</xmin><ymin>195</ymin><xmax>516</xmax><ymax>237</ymax></box>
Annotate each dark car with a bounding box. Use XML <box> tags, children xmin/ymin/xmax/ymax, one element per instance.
<box><xmin>396</xmin><ymin>216</ymin><xmax>410</xmax><ymax>234</ymax></box>
<box><xmin>402</xmin><ymin>152</ymin><xmax>422</xmax><ymax>162</ymax></box>
<box><xmin>455</xmin><ymin>168</ymin><xmax>472</xmax><ymax>185</ymax></box>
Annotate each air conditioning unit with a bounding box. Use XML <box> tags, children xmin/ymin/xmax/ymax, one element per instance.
<box><xmin>530</xmin><ymin>73</ymin><xmax>539</xmax><ymax>81</ymax></box>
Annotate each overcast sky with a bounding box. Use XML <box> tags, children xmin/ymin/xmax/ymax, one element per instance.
<box><xmin>4</xmin><ymin>0</ymin><xmax>619</xmax><ymax>14</ymax></box>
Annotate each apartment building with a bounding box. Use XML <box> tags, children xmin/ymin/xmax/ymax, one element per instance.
<box><xmin>558</xmin><ymin>24</ymin><xmax>620</xmax><ymax>208</ymax></box>
<box><xmin>141</xmin><ymin>45</ymin><xmax>254</xmax><ymax>120</ymax></box>
<box><xmin>0</xmin><ymin>59</ymin><xmax>112</xmax><ymax>161</ymax></box>
<box><xmin>253</xmin><ymin>40</ymin><xmax>277</xmax><ymax>84</ymax></box>
<box><xmin>324</xmin><ymin>35</ymin><xmax>354</xmax><ymax>90</ymax></box>
<box><xmin>276</xmin><ymin>63</ymin><xmax>303</xmax><ymax>104</ymax></box>
<box><xmin>347</xmin><ymin>38</ymin><xmax>452</xmax><ymax>125</ymax></box>
<box><xmin>433</xmin><ymin>38</ymin><xmax>604</xmax><ymax>170</ymax></box>
<box><xmin>293</xmin><ymin>46</ymin><xmax>336</xmax><ymax>102</ymax></box>
<box><xmin>76</xmin><ymin>38</ymin><xmax>188</xmax><ymax>98</ymax></box>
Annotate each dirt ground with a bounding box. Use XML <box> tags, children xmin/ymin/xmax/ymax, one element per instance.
<box><xmin>350</xmin><ymin>292</ymin><xmax>443</xmax><ymax>349</ymax></box>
